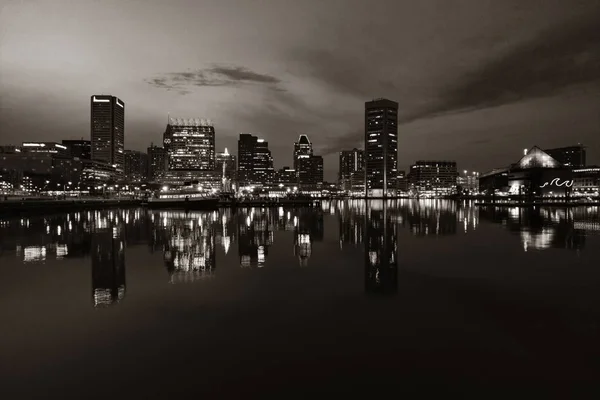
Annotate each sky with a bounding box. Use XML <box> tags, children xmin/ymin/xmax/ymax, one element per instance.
<box><xmin>1</xmin><ymin>0</ymin><xmax>599</xmax><ymax>181</ymax></box>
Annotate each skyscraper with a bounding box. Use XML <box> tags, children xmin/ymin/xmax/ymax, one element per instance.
<box><xmin>163</xmin><ymin>117</ymin><xmax>215</xmax><ymax>171</ymax></box>
<box><xmin>298</xmin><ymin>155</ymin><xmax>323</xmax><ymax>190</ymax></box>
<box><xmin>339</xmin><ymin>148</ymin><xmax>365</xmax><ymax>190</ymax></box>
<box><xmin>147</xmin><ymin>144</ymin><xmax>168</xmax><ymax>181</ymax></box>
<box><xmin>365</xmin><ymin>99</ymin><xmax>398</xmax><ymax>196</ymax></box>
<box><xmin>238</xmin><ymin>133</ymin><xmax>274</xmax><ymax>187</ymax></box>
<box><xmin>293</xmin><ymin>134</ymin><xmax>313</xmax><ymax>172</ymax></box>
<box><xmin>90</xmin><ymin>95</ymin><xmax>125</xmax><ymax>173</ymax></box>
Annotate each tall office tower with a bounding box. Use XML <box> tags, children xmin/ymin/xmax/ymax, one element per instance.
<box><xmin>544</xmin><ymin>145</ymin><xmax>586</xmax><ymax>167</ymax></box>
<box><xmin>124</xmin><ymin>150</ymin><xmax>149</xmax><ymax>182</ymax></box>
<box><xmin>365</xmin><ymin>98</ymin><xmax>398</xmax><ymax>196</ymax></box>
<box><xmin>215</xmin><ymin>148</ymin><xmax>237</xmax><ymax>190</ymax></box>
<box><xmin>293</xmin><ymin>134</ymin><xmax>313</xmax><ymax>172</ymax></box>
<box><xmin>163</xmin><ymin>118</ymin><xmax>215</xmax><ymax>171</ymax></box>
<box><xmin>298</xmin><ymin>155</ymin><xmax>323</xmax><ymax>189</ymax></box>
<box><xmin>238</xmin><ymin>133</ymin><xmax>274</xmax><ymax>187</ymax></box>
<box><xmin>147</xmin><ymin>144</ymin><xmax>168</xmax><ymax>181</ymax></box>
<box><xmin>62</xmin><ymin>139</ymin><xmax>91</xmax><ymax>160</ymax></box>
<box><xmin>339</xmin><ymin>148</ymin><xmax>365</xmax><ymax>190</ymax></box>
<box><xmin>90</xmin><ymin>95</ymin><xmax>125</xmax><ymax>173</ymax></box>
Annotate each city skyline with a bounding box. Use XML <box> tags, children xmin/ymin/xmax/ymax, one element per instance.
<box><xmin>2</xmin><ymin>0</ymin><xmax>600</xmax><ymax>181</ymax></box>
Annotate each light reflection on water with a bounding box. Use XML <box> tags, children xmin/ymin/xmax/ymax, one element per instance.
<box><xmin>0</xmin><ymin>200</ymin><xmax>598</xmax><ymax>307</ymax></box>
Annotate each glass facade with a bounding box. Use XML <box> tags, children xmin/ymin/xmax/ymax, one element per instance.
<box><xmin>163</xmin><ymin>118</ymin><xmax>215</xmax><ymax>171</ymax></box>
<box><xmin>365</xmin><ymin>99</ymin><xmax>398</xmax><ymax>195</ymax></box>
<box><xmin>90</xmin><ymin>95</ymin><xmax>125</xmax><ymax>173</ymax></box>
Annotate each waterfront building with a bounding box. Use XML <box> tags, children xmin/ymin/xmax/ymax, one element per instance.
<box><xmin>62</xmin><ymin>139</ymin><xmax>91</xmax><ymax>160</ymax></box>
<box><xmin>339</xmin><ymin>148</ymin><xmax>365</xmax><ymax>191</ymax></box>
<box><xmin>478</xmin><ymin>146</ymin><xmax>574</xmax><ymax>197</ymax></box>
<box><xmin>21</xmin><ymin>142</ymin><xmax>70</xmax><ymax>158</ymax></box>
<box><xmin>238</xmin><ymin>133</ymin><xmax>274</xmax><ymax>187</ymax></box>
<box><xmin>572</xmin><ymin>166</ymin><xmax>600</xmax><ymax>196</ymax></box>
<box><xmin>298</xmin><ymin>155</ymin><xmax>323</xmax><ymax>190</ymax></box>
<box><xmin>293</xmin><ymin>134</ymin><xmax>313</xmax><ymax>173</ymax></box>
<box><xmin>409</xmin><ymin>161</ymin><xmax>458</xmax><ymax>196</ymax></box>
<box><xmin>457</xmin><ymin>170</ymin><xmax>480</xmax><ymax>193</ymax></box>
<box><xmin>163</xmin><ymin>117</ymin><xmax>215</xmax><ymax>172</ymax></box>
<box><xmin>544</xmin><ymin>145</ymin><xmax>586</xmax><ymax>168</ymax></box>
<box><xmin>147</xmin><ymin>144</ymin><xmax>168</xmax><ymax>181</ymax></box>
<box><xmin>90</xmin><ymin>95</ymin><xmax>125</xmax><ymax>174</ymax></box>
<box><xmin>274</xmin><ymin>166</ymin><xmax>297</xmax><ymax>188</ymax></box>
<box><xmin>124</xmin><ymin>150</ymin><xmax>149</xmax><ymax>182</ymax></box>
<box><xmin>365</xmin><ymin>98</ymin><xmax>398</xmax><ymax>196</ymax></box>
<box><xmin>396</xmin><ymin>170</ymin><xmax>408</xmax><ymax>193</ymax></box>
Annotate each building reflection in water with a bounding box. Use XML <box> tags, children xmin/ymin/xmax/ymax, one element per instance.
<box><xmin>478</xmin><ymin>206</ymin><xmax>600</xmax><ymax>251</ymax></box>
<box><xmin>364</xmin><ymin>201</ymin><xmax>398</xmax><ymax>295</ymax></box>
<box><xmin>237</xmin><ymin>207</ymin><xmax>274</xmax><ymax>268</ymax></box>
<box><xmin>91</xmin><ymin>218</ymin><xmax>126</xmax><ymax>307</ymax></box>
<box><xmin>337</xmin><ymin>199</ymin><xmax>478</xmax><ymax>241</ymax></box>
<box><xmin>293</xmin><ymin>208</ymin><xmax>324</xmax><ymax>266</ymax></box>
<box><xmin>2</xmin><ymin>201</ymin><xmax>597</xmax><ymax>307</ymax></box>
<box><xmin>153</xmin><ymin>211</ymin><xmax>216</xmax><ymax>284</ymax></box>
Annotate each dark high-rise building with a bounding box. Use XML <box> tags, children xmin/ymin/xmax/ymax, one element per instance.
<box><xmin>238</xmin><ymin>133</ymin><xmax>274</xmax><ymax>187</ymax></box>
<box><xmin>293</xmin><ymin>134</ymin><xmax>313</xmax><ymax>173</ymax></box>
<box><xmin>365</xmin><ymin>99</ymin><xmax>398</xmax><ymax>196</ymax></box>
<box><xmin>62</xmin><ymin>139</ymin><xmax>91</xmax><ymax>160</ymax></box>
<box><xmin>339</xmin><ymin>148</ymin><xmax>365</xmax><ymax>190</ymax></box>
<box><xmin>163</xmin><ymin>117</ymin><xmax>215</xmax><ymax>171</ymax></box>
<box><xmin>409</xmin><ymin>160</ymin><xmax>458</xmax><ymax>195</ymax></box>
<box><xmin>124</xmin><ymin>150</ymin><xmax>149</xmax><ymax>182</ymax></box>
<box><xmin>298</xmin><ymin>155</ymin><xmax>323</xmax><ymax>190</ymax></box>
<box><xmin>544</xmin><ymin>145</ymin><xmax>586</xmax><ymax>168</ymax></box>
<box><xmin>90</xmin><ymin>95</ymin><xmax>125</xmax><ymax>173</ymax></box>
<box><xmin>147</xmin><ymin>144</ymin><xmax>168</xmax><ymax>181</ymax></box>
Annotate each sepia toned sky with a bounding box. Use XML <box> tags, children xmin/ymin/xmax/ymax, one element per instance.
<box><xmin>1</xmin><ymin>0</ymin><xmax>599</xmax><ymax>180</ymax></box>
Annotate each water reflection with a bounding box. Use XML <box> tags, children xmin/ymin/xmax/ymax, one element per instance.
<box><xmin>92</xmin><ymin>224</ymin><xmax>125</xmax><ymax>307</ymax></box>
<box><xmin>156</xmin><ymin>211</ymin><xmax>216</xmax><ymax>284</ymax></box>
<box><xmin>364</xmin><ymin>201</ymin><xmax>398</xmax><ymax>295</ymax></box>
<box><xmin>0</xmin><ymin>201</ymin><xmax>598</xmax><ymax>307</ymax></box>
<box><xmin>479</xmin><ymin>206</ymin><xmax>600</xmax><ymax>251</ymax></box>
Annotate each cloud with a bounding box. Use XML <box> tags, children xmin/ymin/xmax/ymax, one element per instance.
<box><xmin>313</xmin><ymin>11</ymin><xmax>600</xmax><ymax>153</ymax></box>
<box><xmin>403</xmin><ymin>12</ymin><xmax>600</xmax><ymax>122</ymax></box>
<box><xmin>285</xmin><ymin>49</ymin><xmax>398</xmax><ymax>100</ymax></box>
<box><xmin>207</xmin><ymin>66</ymin><xmax>281</xmax><ymax>84</ymax></box>
<box><xmin>145</xmin><ymin>64</ymin><xmax>282</xmax><ymax>94</ymax></box>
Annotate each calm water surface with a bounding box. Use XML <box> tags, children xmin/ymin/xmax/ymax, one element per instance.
<box><xmin>1</xmin><ymin>200</ymin><xmax>600</xmax><ymax>397</ymax></box>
